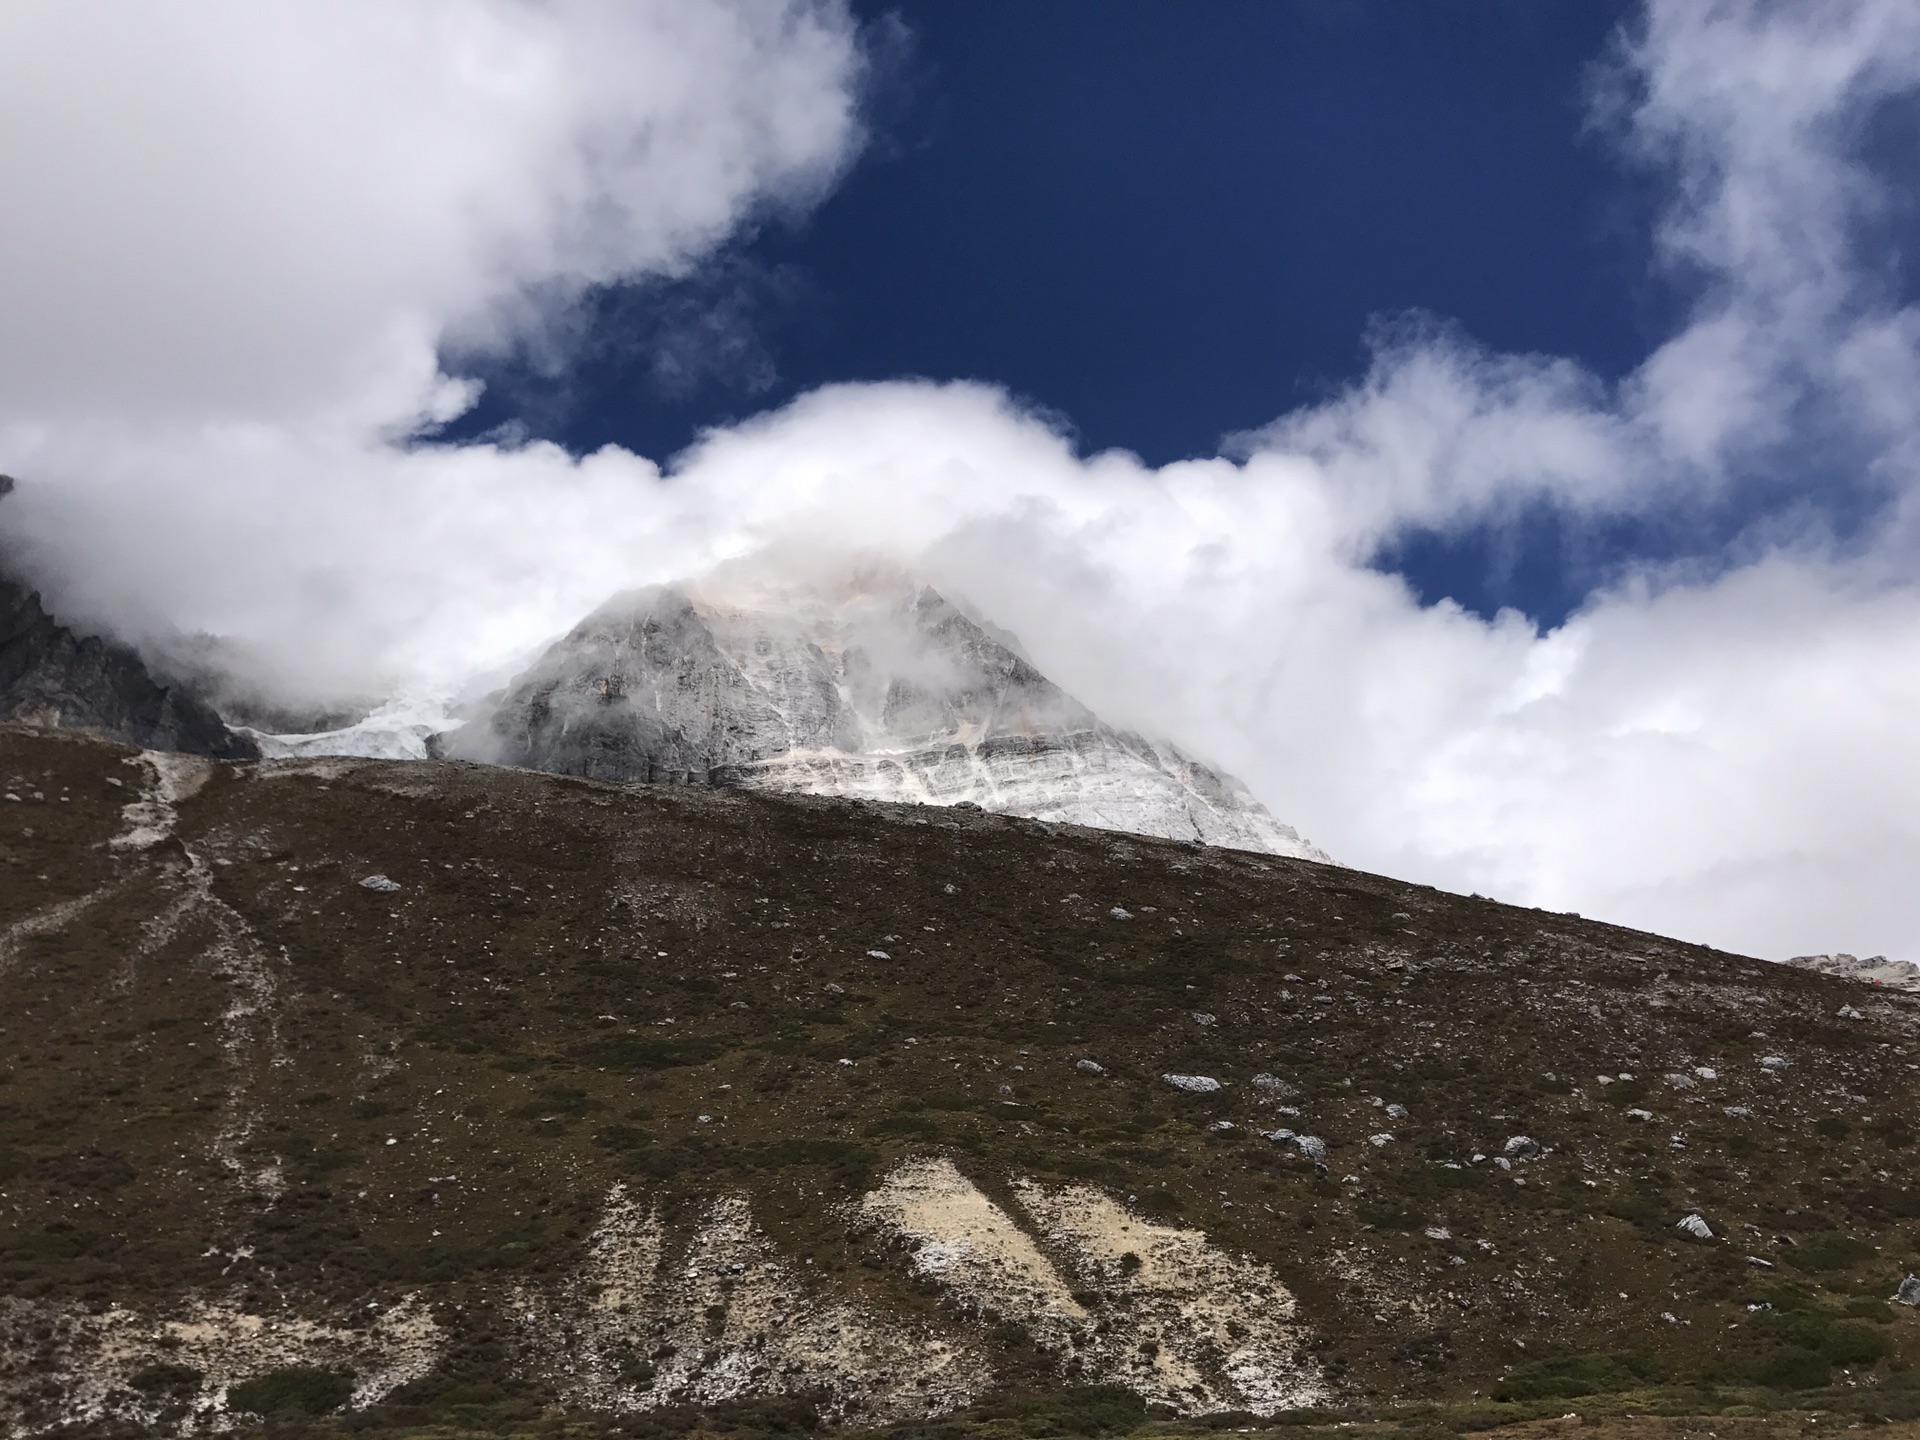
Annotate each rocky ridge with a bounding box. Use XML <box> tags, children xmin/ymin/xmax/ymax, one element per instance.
<box><xmin>1785</xmin><ymin>953</ymin><xmax>1920</xmax><ymax>994</ymax></box>
<box><xmin>0</xmin><ymin>477</ymin><xmax>256</xmax><ymax>762</ymax></box>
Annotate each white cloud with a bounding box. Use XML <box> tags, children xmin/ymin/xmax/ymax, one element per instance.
<box><xmin>0</xmin><ymin>0</ymin><xmax>863</xmax><ymax>425</ymax></box>
<box><xmin>4</xmin><ymin>0</ymin><xmax>1920</xmax><ymax>966</ymax></box>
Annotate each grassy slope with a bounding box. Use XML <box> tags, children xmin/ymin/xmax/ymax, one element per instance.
<box><xmin>5</xmin><ymin>724</ymin><xmax>1920</xmax><ymax>1436</ymax></box>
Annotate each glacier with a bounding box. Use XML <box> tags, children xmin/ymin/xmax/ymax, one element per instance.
<box><xmin>240</xmin><ymin>693</ymin><xmax>462</xmax><ymax>762</ymax></box>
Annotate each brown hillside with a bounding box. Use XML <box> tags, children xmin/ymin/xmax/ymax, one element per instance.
<box><xmin>3</xmin><ymin>724</ymin><xmax>1920</xmax><ymax>1438</ymax></box>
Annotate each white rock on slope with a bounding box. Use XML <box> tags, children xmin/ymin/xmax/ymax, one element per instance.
<box><xmin>1783</xmin><ymin>952</ymin><xmax>1920</xmax><ymax>993</ymax></box>
<box><xmin>857</xmin><ymin>1157</ymin><xmax>1325</xmax><ymax>1415</ymax></box>
<box><xmin>448</xmin><ymin>572</ymin><xmax>1328</xmax><ymax>860</ymax></box>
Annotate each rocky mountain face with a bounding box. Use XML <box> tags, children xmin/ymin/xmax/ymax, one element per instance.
<box><xmin>0</xmin><ymin>476</ymin><xmax>256</xmax><ymax>761</ymax></box>
<box><xmin>452</xmin><ymin>577</ymin><xmax>1325</xmax><ymax>861</ymax></box>
<box><xmin>0</xmin><ymin>577</ymin><xmax>256</xmax><ymax>762</ymax></box>
<box><xmin>5</xmin><ymin>724</ymin><xmax>1920</xmax><ymax>1438</ymax></box>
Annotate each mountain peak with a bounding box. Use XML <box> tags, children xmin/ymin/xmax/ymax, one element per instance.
<box><xmin>450</xmin><ymin>572</ymin><xmax>1326</xmax><ymax>861</ymax></box>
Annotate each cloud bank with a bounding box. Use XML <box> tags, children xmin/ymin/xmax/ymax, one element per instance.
<box><xmin>2</xmin><ymin>0</ymin><xmax>1919</xmax><ymax>965</ymax></box>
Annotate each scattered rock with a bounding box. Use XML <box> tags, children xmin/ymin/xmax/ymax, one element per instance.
<box><xmin>867</xmin><ymin>949</ymin><xmax>891</xmax><ymax>960</ymax></box>
<box><xmin>359</xmin><ymin>874</ymin><xmax>402</xmax><ymax>892</ymax></box>
<box><xmin>1367</xmin><ymin>1133</ymin><xmax>1393</xmax><ymax>1148</ymax></box>
<box><xmin>1385</xmin><ymin>1103</ymin><xmax>1409</xmax><ymax>1120</ymax></box>
<box><xmin>1896</xmin><ymin>1275</ymin><xmax>1920</xmax><ymax>1307</ymax></box>
<box><xmin>1694</xmin><ymin>1066</ymin><xmax>1718</xmax><ymax>1080</ymax></box>
<box><xmin>1664</xmin><ymin>1072</ymin><xmax>1694</xmax><ymax>1089</ymax></box>
<box><xmin>823</xmin><ymin>983</ymin><xmax>844</xmax><ymax>995</ymax></box>
<box><xmin>1293</xmin><ymin>1135</ymin><xmax>1327</xmax><ymax>1163</ymax></box>
<box><xmin>1075</xmin><ymin>1059</ymin><xmax>1107</xmax><ymax>1076</ymax></box>
<box><xmin>1109</xmin><ymin>907</ymin><xmax>1133</xmax><ymax>921</ymax></box>
<box><xmin>1759</xmin><ymin>1055</ymin><xmax>1788</xmax><ymax>1071</ymax></box>
<box><xmin>1207</xmin><ymin>1120</ymin><xmax>1235</xmax><ymax>1133</ymax></box>
<box><xmin>1677</xmin><ymin>1214</ymin><xmax>1714</xmax><ymax>1241</ymax></box>
<box><xmin>1837</xmin><ymin>1004</ymin><xmax>1865</xmax><ymax>1020</ymax></box>
<box><xmin>1747</xmin><ymin>1256</ymin><xmax>1774</xmax><ymax>1268</ymax></box>
<box><xmin>1424</xmin><ymin>1226</ymin><xmax>1452</xmax><ymax>1241</ymax></box>
<box><xmin>1251</xmin><ymin>1073</ymin><xmax>1295</xmax><ymax>1097</ymax></box>
<box><xmin>1626</xmin><ymin>1108</ymin><xmax>1655</xmax><ymax>1121</ymax></box>
<box><xmin>1502</xmin><ymin>1136</ymin><xmax>1542</xmax><ymax>1160</ymax></box>
<box><xmin>1190</xmin><ymin>1011</ymin><xmax>1218</xmax><ymax>1026</ymax></box>
<box><xmin>1162</xmin><ymin>1074</ymin><xmax>1222</xmax><ymax>1094</ymax></box>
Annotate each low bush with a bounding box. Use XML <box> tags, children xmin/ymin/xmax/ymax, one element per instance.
<box><xmin>226</xmin><ymin>1365</ymin><xmax>355</xmax><ymax>1416</ymax></box>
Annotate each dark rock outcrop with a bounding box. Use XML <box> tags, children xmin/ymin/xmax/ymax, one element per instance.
<box><xmin>0</xmin><ymin>476</ymin><xmax>257</xmax><ymax>758</ymax></box>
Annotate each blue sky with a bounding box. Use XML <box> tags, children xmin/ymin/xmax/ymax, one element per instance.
<box><xmin>5</xmin><ymin>1</ymin><xmax>1920</xmax><ymax>964</ymax></box>
<box><xmin>446</xmin><ymin>1</ymin><xmax>1658</xmax><ymax>623</ymax></box>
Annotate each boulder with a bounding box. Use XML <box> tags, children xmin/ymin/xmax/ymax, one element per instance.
<box><xmin>1162</xmin><ymin>1074</ymin><xmax>1222</xmax><ymax>1094</ymax></box>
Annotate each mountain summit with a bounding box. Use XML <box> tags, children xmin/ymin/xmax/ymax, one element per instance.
<box><xmin>451</xmin><ymin>574</ymin><xmax>1325</xmax><ymax>860</ymax></box>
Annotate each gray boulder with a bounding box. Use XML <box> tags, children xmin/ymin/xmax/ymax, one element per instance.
<box><xmin>1162</xmin><ymin>1074</ymin><xmax>1222</xmax><ymax>1094</ymax></box>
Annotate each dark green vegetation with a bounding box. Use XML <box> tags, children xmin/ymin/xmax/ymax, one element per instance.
<box><xmin>4</xmin><ymin>724</ymin><xmax>1920</xmax><ymax>1437</ymax></box>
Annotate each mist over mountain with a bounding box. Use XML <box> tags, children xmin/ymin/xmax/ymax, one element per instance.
<box><xmin>0</xmin><ymin>476</ymin><xmax>255</xmax><ymax>761</ymax></box>
<box><xmin>277</xmin><ymin>567</ymin><xmax>1327</xmax><ymax>860</ymax></box>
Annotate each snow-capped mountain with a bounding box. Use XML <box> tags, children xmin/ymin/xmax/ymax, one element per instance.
<box><xmin>447</xmin><ymin>573</ymin><xmax>1328</xmax><ymax>860</ymax></box>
